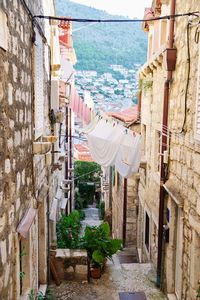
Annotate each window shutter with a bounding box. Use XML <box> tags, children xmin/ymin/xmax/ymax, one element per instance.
<box><xmin>0</xmin><ymin>9</ymin><xmax>8</xmax><ymax>51</ymax></box>
<box><xmin>34</xmin><ymin>28</ymin><xmax>44</xmax><ymax>139</ymax></box>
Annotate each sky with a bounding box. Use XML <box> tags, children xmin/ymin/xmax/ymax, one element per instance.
<box><xmin>70</xmin><ymin>0</ymin><xmax>152</xmax><ymax>18</ymax></box>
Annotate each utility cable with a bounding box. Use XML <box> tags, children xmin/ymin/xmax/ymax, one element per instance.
<box><xmin>33</xmin><ymin>12</ymin><xmax>199</xmax><ymax>23</ymax></box>
<box><xmin>181</xmin><ymin>21</ymin><xmax>191</xmax><ymax>132</ymax></box>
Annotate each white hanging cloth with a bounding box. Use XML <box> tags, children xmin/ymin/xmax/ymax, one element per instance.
<box><xmin>115</xmin><ymin>132</ymin><xmax>141</xmax><ymax>178</ymax></box>
<box><xmin>81</xmin><ymin>115</ymin><xmax>100</xmax><ymax>134</ymax></box>
<box><xmin>87</xmin><ymin>119</ymin><xmax>124</xmax><ymax>167</ymax></box>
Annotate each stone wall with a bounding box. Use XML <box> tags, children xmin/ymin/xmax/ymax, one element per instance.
<box><xmin>51</xmin><ymin>249</ymin><xmax>88</xmax><ymax>282</ymax></box>
<box><xmin>112</xmin><ymin>171</ymin><xmax>124</xmax><ymax>240</ymax></box>
<box><xmin>126</xmin><ymin>175</ymin><xmax>139</xmax><ymax>246</ymax></box>
<box><xmin>0</xmin><ymin>0</ymin><xmax>34</xmax><ymax>298</ymax></box>
<box><xmin>166</xmin><ymin>1</ymin><xmax>200</xmax><ymax>298</ymax></box>
<box><xmin>112</xmin><ymin>124</ymin><xmax>140</xmax><ymax>247</ymax></box>
<box><xmin>139</xmin><ymin>0</ymin><xmax>200</xmax><ymax>299</ymax></box>
<box><xmin>0</xmin><ymin>0</ymin><xmax>64</xmax><ymax>299</ymax></box>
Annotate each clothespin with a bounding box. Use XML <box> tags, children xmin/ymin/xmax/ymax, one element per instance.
<box><xmin>113</xmin><ymin>122</ymin><xmax>115</xmax><ymax>127</ymax></box>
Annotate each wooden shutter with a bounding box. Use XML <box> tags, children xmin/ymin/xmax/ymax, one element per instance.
<box><xmin>34</xmin><ymin>28</ymin><xmax>44</xmax><ymax>139</ymax></box>
<box><xmin>195</xmin><ymin>43</ymin><xmax>200</xmax><ymax>141</ymax></box>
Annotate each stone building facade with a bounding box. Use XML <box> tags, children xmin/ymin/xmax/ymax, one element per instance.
<box><xmin>0</xmin><ymin>1</ymin><xmax>67</xmax><ymax>299</ymax></box>
<box><xmin>112</xmin><ymin>169</ymin><xmax>139</xmax><ymax>247</ymax></box>
<box><xmin>139</xmin><ymin>0</ymin><xmax>200</xmax><ymax>299</ymax></box>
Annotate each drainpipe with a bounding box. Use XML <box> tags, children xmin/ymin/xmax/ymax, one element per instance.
<box><xmin>65</xmin><ymin>106</ymin><xmax>69</xmax><ymax>215</ymax></box>
<box><xmin>138</xmin><ymin>90</ymin><xmax>142</xmax><ymax>122</ymax></box>
<box><xmin>109</xmin><ymin>167</ymin><xmax>112</xmax><ymax>209</ymax></box>
<box><xmin>123</xmin><ymin>178</ymin><xmax>127</xmax><ymax>247</ymax></box>
<box><xmin>47</xmin><ymin>45</ymin><xmax>52</xmax><ymax>285</ymax></box>
<box><xmin>69</xmin><ymin>107</ymin><xmax>72</xmax><ymax>213</ymax></box>
<box><xmin>156</xmin><ymin>0</ymin><xmax>176</xmax><ymax>287</ymax></box>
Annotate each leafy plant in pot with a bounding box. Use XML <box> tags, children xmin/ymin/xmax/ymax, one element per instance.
<box><xmin>81</xmin><ymin>222</ymin><xmax>122</xmax><ymax>278</ymax></box>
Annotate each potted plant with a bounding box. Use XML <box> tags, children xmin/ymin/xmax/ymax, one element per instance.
<box><xmin>81</xmin><ymin>222</ymin><xmax>122</xmax><ymax>278</ymax></box>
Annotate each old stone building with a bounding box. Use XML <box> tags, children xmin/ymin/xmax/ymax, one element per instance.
<box><xmin>139</xmin><ymin>0</ymin><xmax>200</xmax><ymax>299</ymax></box>
<box><xmin>0</xmin><ymin>0</ymin><xmax>69</xmax><ymax>298</ymax></box>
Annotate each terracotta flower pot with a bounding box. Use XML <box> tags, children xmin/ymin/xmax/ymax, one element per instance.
<box><xmin>90</xmin><ymin>267</ymin><xmax>101</xmax><ymax>279</ymax></box>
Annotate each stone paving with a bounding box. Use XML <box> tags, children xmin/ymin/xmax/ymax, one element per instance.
<box><xmin>80</xmin><ymin>205</ymin><xmax>102</xmax><ymax>236</ymax></box>
<box><xmin>51</xmin><ymin>256</ymin><xmax>166</xmax><ymax>300</ymax></box>
<box><xmin>51</xmin><ymin>206</ymin><xmax>166</xmax><ymax>300</ymax></box>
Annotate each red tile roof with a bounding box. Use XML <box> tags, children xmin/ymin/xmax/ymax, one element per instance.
<box><xmin>107</xmin><ymin>105</ymin><xmax>139</xmax><ymax>123</ymax></box>
<box><xmin>74</xmin><ymin>143</ymin><xmax>93</xmax><ymax>162</ymax></box>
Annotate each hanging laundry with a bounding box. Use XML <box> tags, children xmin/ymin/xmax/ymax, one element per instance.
<box><xmin>77</xmin><ymin>97</ymin><xmax>83</xmax><ymax>119</ymax></box>
<box><xmin>87</xmin><ymin>119</ymin><xmax>124</xmax><ymax>167</ymax></box>
<box><xmin>81</xmin><ymin>115</ymin><xmax>100</xmax><ymax>134</ymax></box>
<box><xmin>84</xmin><ymin>105</ymin><xmax>91</xmax><ymax>124</ymax></box>
<box><xmin>73</xmin><ymin>91</ymin><xmax>80</xmax><ymax>115</ymax></box>
<box><xmin>69</xmin><ymin>84</ymin><xmax>75</xmax><ymax>110</ymax></box>
<box><xmin>115</xmin><ymin>132</ymin><xmax>141</xmax><ymax>178</ymax></box>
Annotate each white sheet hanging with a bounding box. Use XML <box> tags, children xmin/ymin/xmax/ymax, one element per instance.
<box><xmin>81</xmin><ymin>115</ymin><xmax>100</xmax><ymax>134</ymax></box>
<box><xmin>115</xmin><ymin>132</ymin><xmax>141</xmax><ymax>178</ymax></box>
<box><xmin>17</xmin><ymin>208</ymin><xmax>37</xmax><ymax>238</ymax></box>
<box><xmin>87</xmin><ymin>119</ymin><xmax>124</xmax><ymax>167</ymax></box>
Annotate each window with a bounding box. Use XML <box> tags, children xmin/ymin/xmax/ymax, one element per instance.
<box><xmin>153</xmin><ymin>21</ymin><xmax>160</xmax><ymax>54</ymax></box>
<box><xmin>148</xmin><ymin>35</ymin><xmax>153</xmax><ymax>60</ymax></box>
<box><xmin>0</xmin><ymin>9</ymin><xmax>8</xmax><ymax>51</ymax></box>
<box><xmin>34</xmin><ymin>28</ymin><xmax>44</xmax><ymax>139</ymax></box>
<box><xmin>145</xmin><ymin>212</ymin><xmax>150</xmax><ymax>251</ymax></box>
<box><xmin>160</xmin><ymin>20</ymin><xmax>167</xmax><ymax>47</ymax></box>
<box><xmin>195</xmin><ymin>43</ymin><xmax>200</xmax><ymax>141</ymax></box>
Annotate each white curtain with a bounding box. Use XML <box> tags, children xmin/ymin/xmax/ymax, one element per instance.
<box><xmin>87</xmin><ymin>119</ymin><xmax>124</xmax><ymax>167</ymax></box>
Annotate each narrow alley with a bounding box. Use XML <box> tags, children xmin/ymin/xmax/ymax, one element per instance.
<box><xmin>1</xmin><ymin>1</ymin><xmax>200</xmax><ymax>299</ymax></box>
<box><xmin>51</xmin><ymin>207</ymin><xmax>166</xmax><ymax>300</ymax></box>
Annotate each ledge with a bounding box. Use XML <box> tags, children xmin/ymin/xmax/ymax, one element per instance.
<box><xmin>56</xmin><ymin>249</ymin><xmax>87</xmax><ymax>258</ymax></box>
<box><xmin>140</xmin><ymin>45</ymin><xmax>166</xmax><ymax>77</ymax></box>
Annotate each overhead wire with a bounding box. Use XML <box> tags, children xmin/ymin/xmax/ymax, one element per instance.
<box><xmin>33</xmin><ymin>12</ymin><xmax>200</xmax><ymax>23</ymax></box>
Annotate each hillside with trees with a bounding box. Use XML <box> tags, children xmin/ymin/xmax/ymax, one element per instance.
<box><xmin>55</xmin><ymin>0</ymin><xmax>148</xmax><ymax>74</ymax></box>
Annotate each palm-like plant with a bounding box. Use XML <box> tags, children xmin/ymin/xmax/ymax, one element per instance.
<box><xmin>81</xmin><ymin>222</ymin><xmax>122</xmax><ymax>268</ymax></box>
